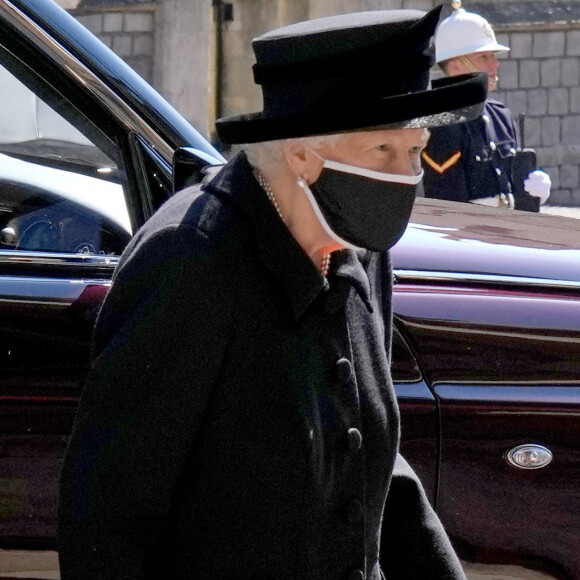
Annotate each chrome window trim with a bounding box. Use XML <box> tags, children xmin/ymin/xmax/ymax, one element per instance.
<box><xmin>0</xmin><ymin>275</ymin><xmax>111</xmax><ymax>306</ymax></box>
<box><xmin>0</xmin><ymin>250</ymin><xmax>120</xmax><ymax>268</ymax></box>
<box><xmin>0</xmin><ymin>0</ymin><xmax>174</xmax><ymax>165</ymax></box>
<box><xmin>393</xmin><ymin>269</ymin><xmax>580</xmax><ymax>292</ymax></box>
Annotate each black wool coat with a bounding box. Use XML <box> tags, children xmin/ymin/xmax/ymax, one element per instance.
<box><xmin>58</xmin><ymin>152</ymin><xmax>466</xmax><ymax>580</ymax></box>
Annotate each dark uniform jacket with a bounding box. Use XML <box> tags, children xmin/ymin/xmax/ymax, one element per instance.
<box><xmin>58</xmin><ymin>152</ymin><xmax>466</xmax><ymax>580</ymax></box>
<box><xmin>422</xmin><ymin>99</ymin><xmax>538</xmax><ymax>211</ymax></box>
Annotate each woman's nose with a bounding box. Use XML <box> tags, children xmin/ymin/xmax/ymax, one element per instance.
<box><xmin>411</xmin><ymin>155</ymin><xmax>423</xmax><ymax>176</ymax></box>
<box><xmin>390</xmin><ymin>153</ymin><xmax>420</xmax><ymax>176</ymax></box>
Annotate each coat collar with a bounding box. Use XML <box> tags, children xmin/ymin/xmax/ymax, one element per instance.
<box><xmin>205</xmin><ymin>152</ymin><xmax>373</xmax><ymax>319</ymax></box>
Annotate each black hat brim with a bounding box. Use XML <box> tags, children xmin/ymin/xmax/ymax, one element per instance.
<box><xmin>216</xmin><ymin>72</ymin><xmax>487</xmax><ymax>144</ymax></box>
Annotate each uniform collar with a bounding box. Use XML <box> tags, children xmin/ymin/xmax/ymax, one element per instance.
<box><xmin>205</xmin><ymin>152</ymin><xmax>373</xmax><ymax>319</ymax></box>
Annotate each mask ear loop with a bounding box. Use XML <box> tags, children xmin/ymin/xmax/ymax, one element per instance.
<box><xmin>294</xmin><ymin>146</ymin><xmax>325</xmax><ymax>188</ymax></box>
<box><xmin>296</xmin><ymin>175</ymin><xmax>363</xmax><ymax>251</ymax></box>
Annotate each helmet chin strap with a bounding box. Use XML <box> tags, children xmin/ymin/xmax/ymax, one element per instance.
<box><xmin>459</xmin><ymin>55</ymin><xmax>498</xmax><ymax>85</ymax></box>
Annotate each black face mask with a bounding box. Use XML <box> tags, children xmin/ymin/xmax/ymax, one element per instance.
<box><xmin>300</xmin><ymin>159</ymin><xmax>423</xmax><ymax>252</ymax></box>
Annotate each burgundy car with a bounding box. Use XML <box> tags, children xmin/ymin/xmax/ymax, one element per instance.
<box><xmin>0</xmin><ymin>1</ymin><xmax>578</xmax><ymax>578</ymax></box>
<box><xmin>392</xmin><ymin>201</ymin><xmax>580</xmax><ymax>579</ymax></box>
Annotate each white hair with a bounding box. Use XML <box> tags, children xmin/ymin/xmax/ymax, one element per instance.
<box><xmin>244</xmin><ymin>134</ymin><xmax>344</xmax><ymax>173</ymax></box>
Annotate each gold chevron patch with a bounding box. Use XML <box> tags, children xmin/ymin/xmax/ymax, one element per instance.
<box><xmin>422</xmin><ymin>151</ymin><xmax>462</xmax><ymax>174</ymax></box>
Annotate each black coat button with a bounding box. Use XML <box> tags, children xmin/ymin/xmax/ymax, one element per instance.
<box><xmin>347</xmin><ymin>427</ymin><xmax>362</xmax><ymax>452</ymax></box>
<box><xmin>336</xmin><ymin>358</ymin><xmax>352</xmax><ymax>382</ymax></box>
<box><xmin>347</xmin><ymin>499</ymin><xmax>363</xmax><ymax>524</ymax></box>
<box><xmin>348</xmin><ymin>571</ymin><xmax>364</xmax><ymax>580</ymax></box>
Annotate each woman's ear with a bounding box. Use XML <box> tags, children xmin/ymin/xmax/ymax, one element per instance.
<box><xmin>283</xmin><ymin>141</ymin><xmax>322</xmax><ymax>184</ymax></box>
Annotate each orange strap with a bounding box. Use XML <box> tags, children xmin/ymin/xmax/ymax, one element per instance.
<box><xmin>422</xmin><ymin>151</ymin><xmax>462</xmax><ymax>174</ymax></box>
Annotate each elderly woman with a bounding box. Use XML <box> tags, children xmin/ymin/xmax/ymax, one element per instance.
<box><xmin>58</xmin><ymin>6</ymin><xmax>486</xmax><ymax>580</ymax></box>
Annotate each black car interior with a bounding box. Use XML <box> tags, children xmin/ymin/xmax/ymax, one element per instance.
<box><xmin>0</xmin><ymin>42</ymin><xmax>132</xmax><ymax>256</ymax></box>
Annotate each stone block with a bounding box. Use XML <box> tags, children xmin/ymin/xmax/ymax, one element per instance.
<box><xmin>133</xmin><ymin>34</ymin><xmax>154</xmax><ymax>56</ymax></box>
<box><xmin>562</xmin><ymin>58</ymin><xmax>580</xmax><ymax>87</ymax></box>
<box><xmin>548</xmin><ymin>189</ymin><xmax>574</xmax><ymax>205</ymax></box>
<box><xmin>535</xmin><ymin>145</ymin><xmax>579</xmax><ymax>166</ymax></box>
<box><xmin>222</xmin><ymin>30</ymin><xmax>246</xmax><ymax>58</ymax></box>
<box><xmin>223</xmin><ymin>15</ymin><xmax>242</xmax><ymax>32</ymax></box>
<box><xmin>124</xmin><ymin>12</ymin><xmax>153</xmax><ymax>33</ymax></box>
<box><xmin>127</xmin><ymin>57</ymin><xmax>153</xmax><ymax>83</ymax></box>
<box><xmin>510</xmin><ymin>33</ymin><xmax>532</xmax><ymax>59</ymax></box>
<box><xmin>567</xmin><ymin>30</ymin><xmax>580</xmax><ymax>56</ymax></box>
<box><xmin>103</xmin><ymin>12</ymin><xmax>123</xmax><ymax>33</ymax></box>
<box><xmin>562</xmin><ymin>115</ymin><xmax>580</xmax><ymax>145</ymax></box>
<box><xmin>572</xmin><ymin>88</ymin><xmax>580</xmax><ymax>114</ymax></box>
<box><xmin>402</xmin><ymin>0</ymin><xmax>432</xmax><ymax>9</ymax></box>
<box><xmin>506</xmin><ymin>90</ymin><xmax>527</xmax><ymax>116</ymax></box>
<box><xmin>541</xmin><ymin>58</ymin><xmax>561</xmax><ymax>88</ymax></box>
<box><xmin>548</xmin><ymin>88</ymin><xmax>569</xmax><ymax>115</ymax></box>
<box><xmin>541</xmin><ymin>116</ymin><xmax>561</xmax><ymax>146</ymax></box>
<box><xmin>528</xmin><ymin>89</ymin><xmax>548</xmax><ymax>116</ymax></box>
<box><xmin>493</xmin><ymin>90</ymin><xmax>506</xmax><ymax>104</ymax></box>
<box><xmin>99</xmin><ymin>34</ymin><xmax>113</xmax><ymax>49</ymax></box>
<box><xmin>519</xmin><ymin>60</ymin><xmax>539</xmax><ymax>88</ymax></box>
<box><xmin>533</xmin><ymin>31</ymin><xmax>565</xmax><ymax>58</ymax></box>
<box><xmin>524</xmin><ymin>116</ymin><xmax>541</xmax><ymax>148</ymax></box>
<box><xmin>496</xmin><ymin>32</ymin><xmax>509</xmax><ymax>52</ymax></box>
<box><xmin>543</xmin><ymin>166</ymin><xmax>560</xmax><ymax>190</ymax></box>
<box><xmin>55</xmin><ymin>0</ymin><xmax>80</xmax><ymax>7</ymax></box>
<box><xmin>498</xmin><ymin>60</ymin><xmax>518</xmax><ymax>90</ymax></box>
<box><xmin>224</xmin><ymin>55</ymin><xmax>259</xmax><ymax>97</ymax></box>
<box><xmin>112</xmin><ymin>34</ymin><xmax>132</xmax><ymax>57</ymax></box>
<box><xmin>222</xmin><ymin>95</ymin><xmax>254</xmax><ymax>118</ymax></box>
<box><xmin>561</xmin><ymin>165</ymin><xmax>580</xmax><ymax>189</ymax></box>
<box><xmin>77</xmin><ymin>13</ymin><xmax>102</xmax><ymax>35</ymax></box>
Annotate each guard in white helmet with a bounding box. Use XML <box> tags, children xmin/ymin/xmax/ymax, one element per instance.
<box><xmin>422</xmin><ymin>1</ymin><xmax>551</xmax><ymax>211</ymax></box>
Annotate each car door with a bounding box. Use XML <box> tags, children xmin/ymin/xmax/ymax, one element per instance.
<box><xmin>0</xmin><ymin>0</ymin><xmax>220</xmax><ymax>547</ymax></box>
<box><xmin>392</xmin><ymin>272</ymin><xmax>580</xmax><ymax>579</ymax></box>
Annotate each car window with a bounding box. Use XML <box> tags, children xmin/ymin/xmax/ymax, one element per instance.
<box><xmin>0</xmin><ymin>62</ymin><xmax>131</xmax><ymax>256</ymax></box>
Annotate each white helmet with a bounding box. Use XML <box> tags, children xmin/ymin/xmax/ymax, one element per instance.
<box><xmin>435</xmin><ymin>2</ymin><xmax>510</xmax><ymax>63</ymax></box>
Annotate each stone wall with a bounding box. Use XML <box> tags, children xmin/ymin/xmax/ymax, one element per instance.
<box><xmin>469</xmin><ymin>1</ymin><xmax>580</xmax><ymax>206</ymax></box>
<box><xmin>67</xmin><ymin>1</ymin><xmax>157</xmax><ymax>84</ymax></box>
<box><xmin>59</xmin><ymin>0</ymin><xmax>213</xmax><ymax>139</ymax></box>
<box><xmin>493</xmin><ymin>33</ymin><xmax>580</xmax><ymax>205</ymax></box>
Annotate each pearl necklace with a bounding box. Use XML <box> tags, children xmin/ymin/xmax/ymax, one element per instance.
<box><xmin>257</xmin><ymin>172</ymin><xmax>331</xmax><ymax>277</ymax></box>
<box><xmin>257</xmin><ymin>171</ymin><xmax>285</xmax><ymax>223</ymax></box>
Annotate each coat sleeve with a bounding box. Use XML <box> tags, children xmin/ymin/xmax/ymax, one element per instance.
<box><xmin>422</xmin><ymin>125</ymin><xmax>470</xmax><ymax>203</ymax></box>
<box><xmin>57</xmin><ymin>220</ymin><xmax>238</xmax><ymax>578</ymax></box>
<box><xmin>380</xmin><ymin>454</ymin><xmax>467</xmax><ymax>579</ymax></box>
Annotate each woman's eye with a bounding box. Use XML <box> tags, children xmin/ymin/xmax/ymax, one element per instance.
<box><xmin>376</xmin><ymin>144</ymin><xmax>389</xmax><ymax>152</ymax></box>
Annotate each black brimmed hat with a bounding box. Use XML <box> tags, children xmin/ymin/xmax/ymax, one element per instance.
<box><xmin>215</xmin><ymin>5</ymin><xmax>487</xmax><ymax>144</ymax></box>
